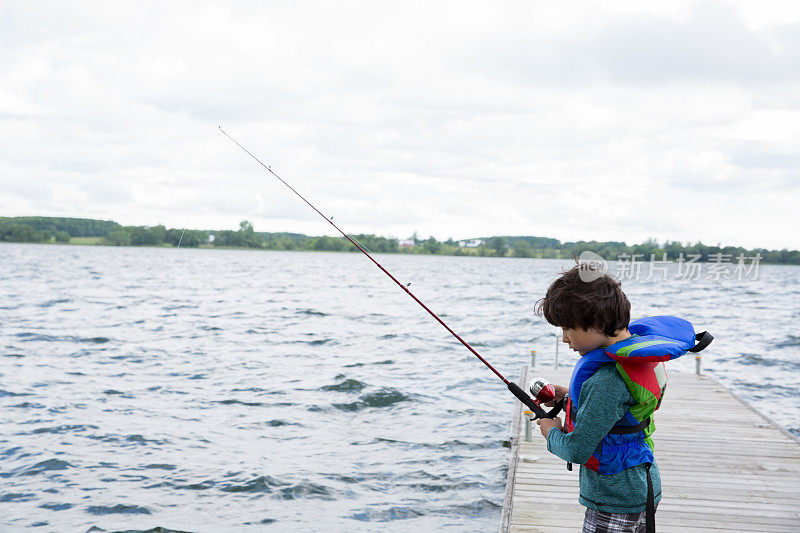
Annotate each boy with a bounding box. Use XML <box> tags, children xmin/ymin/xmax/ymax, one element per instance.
<box><xmin>533</xmin><ymin>265</ymin><xmax>710</xmax><ymax>533</ymax></box>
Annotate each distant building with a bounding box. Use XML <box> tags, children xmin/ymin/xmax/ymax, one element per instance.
<box><xmin>398</xmin><ymin>239</ymin><xmax>415</xmax><ymax>248</ymax></box>
<box><xmin>458</xmin><ymin>239</ymin><xmax>483</xmax><ymax>248</ymax></box>
<box><xmin>208</xmin><ymin>234</ymin><xmax>215</xmax><ymax>244</ymax></box>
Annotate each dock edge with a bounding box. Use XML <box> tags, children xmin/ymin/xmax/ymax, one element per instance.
<box><xmin>499</xmin><ymin>365</ymin><xmax>528</xmax><ymax>533</ymax></box>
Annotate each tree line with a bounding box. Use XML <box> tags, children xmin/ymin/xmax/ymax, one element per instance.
<box><xmin>1</xmin><ymin>216</ymin><xmax>798</xmax><ymax>264</ymax></box>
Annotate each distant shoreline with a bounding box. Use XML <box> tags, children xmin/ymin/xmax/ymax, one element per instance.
<box><xmin>4</xmin><ymin>238</ymin><xmax>799</xmax><ymax>268</ymax></box>
<box><xmin>1</xmin><ymin>215</ymin><xmax>798</xmax><ymax>265</ymax></box>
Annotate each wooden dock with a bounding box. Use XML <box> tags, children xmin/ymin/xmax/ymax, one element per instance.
<box><xmin>501</xmin><ymin>366</ymin><xmax>800</xmax><ymax>532</ymax></box>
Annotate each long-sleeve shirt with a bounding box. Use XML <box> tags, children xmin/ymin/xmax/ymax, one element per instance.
<box><xmin>546</xmin><ymin>363</ymin><xmax>662</xmax><ymax>513</ymax></box>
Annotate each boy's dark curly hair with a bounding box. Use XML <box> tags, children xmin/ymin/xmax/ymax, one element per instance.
<box><xmin>535</xmin><ymin>265</ymin><xmax>630</xmax><ymax>336</ymax></box>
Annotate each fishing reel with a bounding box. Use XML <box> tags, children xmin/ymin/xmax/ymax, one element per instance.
<box><xmin>528</xmin><ymin>376</ymin><xmax>564</xmax><ymax>419</ymax></box>
<box><xmin>506</xmin><ymin>376</ymin><xmax>563</xmax><ymax>419</ymax></box>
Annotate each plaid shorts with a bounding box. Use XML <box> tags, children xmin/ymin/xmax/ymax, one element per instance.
<box><xmin>582</xmin><ymin>505</ymin><xmax>657</xmax><ymax>533</ymax></box>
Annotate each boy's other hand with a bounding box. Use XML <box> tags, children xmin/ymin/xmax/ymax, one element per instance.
<box><xmin>543</xmin><ymin>384</ymin><xmax>568</xmax><ymax>407</ymax></box>
<box><xmin>536</xmin><ymin>416</ymin><xmax>563</xmax><ymax>438</ymax></box>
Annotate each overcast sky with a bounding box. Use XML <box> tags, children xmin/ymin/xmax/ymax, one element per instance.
<box><xmin>1</xmin><ymin>1</ymin><xmax>799</xmax><ymax>249</ymax></box>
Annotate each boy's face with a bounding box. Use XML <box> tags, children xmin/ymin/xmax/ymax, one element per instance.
<box><xmin>561</xmin><ymin>327</ymin><xmax>606</xmax><ymax>356</ymax></box>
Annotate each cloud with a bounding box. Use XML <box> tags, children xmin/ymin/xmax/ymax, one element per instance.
<box><xmin>0</xmin><ymin>1</ymin><xmax>798</xmax><ymax>250</ymax></box>
<box><xmin>467</xmin><ymin>1</ymin><xmax>800</xmax><ymax>86</ymax></box>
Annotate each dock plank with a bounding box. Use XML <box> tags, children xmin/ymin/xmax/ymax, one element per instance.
<box><xmin>501</xmin><ymin>366</ymin><xmax>800</xmax><ymax>533</ymax></box>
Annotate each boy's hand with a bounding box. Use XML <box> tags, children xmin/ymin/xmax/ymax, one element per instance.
<box><xmin>543</xmin><ymin>384</ymin><xmax>568</xmax><ymax>407</ymax></box>
<box><xmin>536</xmin><ymin>416</ymin><xmax>563</xmax><ymax>438</ymax></box>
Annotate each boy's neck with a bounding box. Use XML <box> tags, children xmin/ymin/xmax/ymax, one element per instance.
<box><xmin>600</xmin><ymin>328</ymin><xmax>632</xmax><ymax>348</ymax></box>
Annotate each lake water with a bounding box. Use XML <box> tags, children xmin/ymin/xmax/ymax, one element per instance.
<box><xmin>1</xmin><ymin>243</ymin><xmax>798</xmax><ymax>532</ymax></box>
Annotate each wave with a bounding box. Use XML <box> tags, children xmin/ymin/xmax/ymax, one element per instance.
<box><xmin>324</xmin><ymin>473</ymin><xmax>361</xmax><ymax>484</ymax></box>
<box><xmin>320</xmin><ymin>378</ymin><xmax>367</xmax><ymax>392</ymax></box>
<box><xmin>0</xmin><ymin>390</ymin><xmax>32</xmax><ymax>398</ymax></box>
<box><xmin>10</xmin><ymin>402</ymin><xmax>45</xmax><ymax>409</ymax></box>
<box><xmin>350</xmin><ymin>506</ymin><xmax>425</xmax><ymax>522</ymax></box>
<box><xmin>1</xmin><ymin>447</ymin><xmax>23</xmax><ymax>459</ymax></box>
<box><xmin>213</xmin><ymin>399</ymin><xmax>267</xmax><ymax>407</ymax></box>
<box><xmin>14</xmin><ymin>332</ymin><xmax>110</xmax><ymax>344</ymax></box>
<box><xmin>408</xmin><ymin>480</ymin><xmax>482</xmax><ymax>493</ymax></box>
<box><xmin>144</xmin><ymin>463</ymin><xmax>176</xmax><ymax>470</ymax></box>
<box><xmin>1</xmin><ymin>492</ymin><xmax>36</xmax><ymax>503</ymax></box>
<box><xmin>39</xmin><ymin>502</ymin><xmax>73</xmax><ymax>511</ymax></box>
<box><xmin>86</xmin><ymin>433</ymin><xmax>122</xmax><ymax>444</ymax></box>
<box><xmin>162</xmin><ymin>303</ymin><xmax>198</xmax><ymax>311</ymax></box>
<box><xmin>333</xmin><ymin>388</ymin><xmax>413</xmax><ymax>411</ymax></box>
<box><xmin>134</xmin><ymin>477</ymin><xmax>330</xmax><ymax>518</ymax></box>
<box><xmin>276</xmin><ymin>481</ymin><xmax>336</xmax><ymax>501</ymax></box>
<box><xmin>448</xmin><ymin>498</ymin><xmax>502</xmax><ymax>516</ymax></box>
<box><xmin>343</xmin><ymin>359</ymin><xmax>394</xmax><ymax>368</ymax></box>
<box><xmin>775</xmin><ymin>335</ymin><xmax>800</xmax><ymax>348</ymax></box>
<box><xmin>434</xmin><ymin>438</ymin><xmax>497</xmax><ymax>450</ymax></box>
<box><xmin>360</xmin><ymin>388</ymin><xmax>414</xmax><ymax>407</ymax></box>
<box><xmin>32</xmin><ymin>424</ymin><xmax>98</xmax><ymax>435</ymax></box>
<box><xmin>733</xmin><ymin>381</ymin><xmax>798</xmax><ymax>395</ymax></box>
<box><xmin>103</xmin><ymin>389</ymin><xmax>133</xmax><ymax>396</ymax></box>
<box><xmin>22</xmin><ymin>459</ymin><xmax>73</xmax><ymax>476</ymax></box>
<box><xmin>264</xmin><ymin>419</ymin><xmax>300</xmax><ymax>427</ymax></box>
<box><xmin>124</xmin><ymin>434</ymin><xmax>169</xmax><ymax>446</ymax></box>
<box><xmin>355</xmin><ymin>437</ymin><xmax>495</xmax><ymax>452</ymax></box>
<box><xmin>38</xmin><ymin>298</ymin><xmax>72</xmax><ymax>308</ymax></box>
<box><xmin>175</xmin><ymin>480</ymin><xmax>216</xmax><ymax>491</ymax></box>
<box><xmin>734</xmin><ymin>352</ymin><xmax>800</xmax><ymax>371</ymax></box>
<box><xmin>284</xmin><ymin>337</ymin><xmax>336</xmax><ymax>346</ymax></box>
<box><xmin>101</xmin><ymin>527</ymin><xmax>194</xmax><ymax>533</ymax></box>
<box><xmin>86</xmin><ymin>503</ymin><xmax>151</xmax><ymax>515</ymax></box>
<box><xmin>221</xmin><ymin>475</ymin><xmax>288</xmax><ymax>493</ymax></box>
<box><xmin>297</xmin><ymin>309</ymin><xmax>327</xmax><ymax>316</ymax></box>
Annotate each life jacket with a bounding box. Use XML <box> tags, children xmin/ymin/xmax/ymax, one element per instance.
<box><xmin>563</xmin><ymin>315</ymin><xmax>712</xmax><ymax>475</ymax></box>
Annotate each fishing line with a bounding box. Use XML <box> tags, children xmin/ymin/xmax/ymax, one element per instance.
<box><xmin>348</xmin><ymin>234</ymin><xmax>378</xmax><ymax>256</ymax></box>
<box><xmin>218</xmin><ymin>126</ymin><xmax>558</xmax><ymax>419</ymax></box>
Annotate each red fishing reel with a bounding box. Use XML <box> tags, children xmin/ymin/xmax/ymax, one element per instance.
<box><xmin>506</xmin><ymin>376</ymin><xmax>563</xmax><ymax>420</ymax></box>
<box><xmin>527</xmin><ymin>377</ymin><xmax>564</xmax><ymax>419</ymax></box>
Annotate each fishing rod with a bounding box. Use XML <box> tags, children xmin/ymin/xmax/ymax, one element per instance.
<box><xmin>218</xmin><ymin>126</ymin><xmax>561</xmax><ymax>420</ymax></box>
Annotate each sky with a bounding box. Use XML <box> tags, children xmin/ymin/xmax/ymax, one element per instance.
<box><xmin>1</xmin><ymin>0</ymin><xmax>799</xmax><ymax>250</ymax></box>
